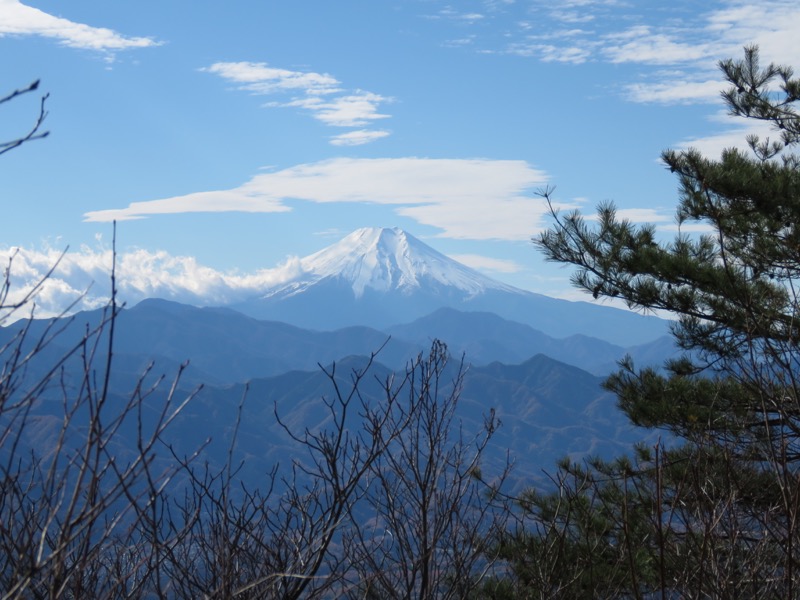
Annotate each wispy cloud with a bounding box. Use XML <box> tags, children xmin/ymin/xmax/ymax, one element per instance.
<box><xmin>203</xmin><ymin>61</ymin><xmax>391</xmax><ymax>145</ymax></box>
<box><xmin>448</xmin><ymin>254</ymin><xmax>523</xmax><ymax>273</ymax></box>
<box><xmin>623</xmin><ymin>76</ymin><xmax>725</xmax><ymax>104</ymax></box>
<box><xmin>505</xmin><ymin>27</ymin><xmax>596</xmax><ymax>63</ymax></box>
<box><xmin>602</xmin><ymin>26</ymin><xmax>712</xmax><ymax>65</ymax></box>
<box><xmin>586</xmin><ymin>207</ymin><xmax>673</xmax><ymax>224</ymax></box>
<box><xmin>84</xmin><ymin>157</ymin><xmax>550</xmax><ymax>241</ymax></box>
<box><xmin>330</xmin><ymin>129</ymin><xmax>390</xmax><ymax>147</ymax></box>
<box><xmin>443</xmin><ymin>1</ymin><xmax>800</xmax><ymax>104</ymax></box>
<box><xmin>660</xmin><ymin>222</ymin><xmax>715</xmax><ymax>234</ymax></box>
<box><xmin>457</xmin><ymin>12</ymin><xmax>485</xmax><ymax>22</ymax></box>
<box><xmin>549</xmin><ymin>11</ymin><xmax>595</xmax><ymax>24</ymax></box>
<box><xmin>442</xmin><ymin>35</ymin><xmax>477</xmax><ymax>48</ymax></box>
<box><xmin>508</xmin><ymin>42</ymin><xmax>594</xmax><ymax>63</ymax></box>
<box><xmin>279</xmin><ymin>92</ymin><xmax>391</xmax><ymax>127</ymax></box>
<box><xmin>427</xmin><ymin>7</ymin><xmax>487</xmax><ymax>22</ymax></box>
<box><xmin>0</xmin><ymin>0</ymin><xmax>159</xmax><ymax>53</ymax></box>
<box><xmin>599</xmin><ymin>3</ymin><xmax>800</xmax><ymax>104</ymax></box>
<box><xmin>201</xmin><ymin>61</ymin><xmax>340</xmax><ymax>95</ymax></box>
<box><xmin>673</xmin><ymin>111</ymin><xmax>777</xmax><ymax>158</ymax></box>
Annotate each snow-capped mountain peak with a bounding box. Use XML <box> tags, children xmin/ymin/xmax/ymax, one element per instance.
<box><xmin>230</xmin><ymin>226</ymin><xmax>668</xmax><ymax>343</ymax></box>
<box><xmin>294</xmin><ymin>227</ymin><xmax>516</xmax><ymax>298</ymax></box>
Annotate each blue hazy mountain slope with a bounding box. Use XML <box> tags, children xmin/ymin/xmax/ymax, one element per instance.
<box><xmin>385</xmin><ymin>307</ymin><xmax>677</xmax><ymax>376</ymax></box>
<box><xmin>0</xmin><ymin>299</ymin><xmax>420</xmax><ymax>388</ymax></box>
<box><xmin>0</xmin><ymin>303</ymin><xmax>661</xmax><ymax>492</ymax></box>
<box><xmin>6</xmin><ymin>348</ymin><xmax>640</xmax><ymax>493</ymax></box>
<box><xmin>117</xmin><ymin>298</ymin><xmax>421</xmax><ymax>384</ymax></box>
<box><xmin>160</xmin><ymin>351</ymin><xmax>652</xmax><ymax>490</ymax></box>
<box><xmin>460</xmin><ymin>353</ymin><xmax>654</xmax><ymax>483</ymax></box>
<box><xmin>0</xmin><ymin>299</ymin><xmax>676</xmax><ymax>390</ymax></box>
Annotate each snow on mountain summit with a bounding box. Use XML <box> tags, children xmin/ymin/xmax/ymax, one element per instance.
<box><xmin>288</xmin><ymin>227</ymin><xmax>519</xmax><ymax>298</ymax></box>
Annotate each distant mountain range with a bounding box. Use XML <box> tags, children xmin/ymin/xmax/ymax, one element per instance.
<box><xmin>0</xmin><ymin>227</ymin><xmax>676</xmax><ymax>488</ymax></box>
<box><xmin>0</xmin><ymin>298</ymin><xmax>675</xmax><ymax>388</ymax></box>
<box><xmin>168</xmin><ymin>352</ymin><xmax>658</xmax><ymax>490</ymax></box>
<box><xmin>10</xmin><ymin>345</ymin><xmax>651</xmax><ymax>491</ymax></box>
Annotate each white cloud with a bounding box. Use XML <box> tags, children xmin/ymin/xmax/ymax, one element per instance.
<box><xmin>603</xmin><ymin>26</ymin><xmax>712</xmax><ymax>65</ymax></box>
<box><xmin>83</xmin><ymin>189</ymin><xmax>292</xmax><ymax>222</ymax></box>
<box><xmin>706</xmin><ymin>3</ymin><xmax>800</xmax><ymax>65</ymax></box>
<box><xmin>674</xmin><ymin>113</ymin><xmax>776</xmax><ymax>158</ymax></box>
<box><xmin>550</xmin><ymin>11</ymin><xmax>595</xmax><ymax>24</ymax></box>
<box><xmin>532</xmin><ymin>28</ymin><xmax>591</xmax><ymax>40</ymax></box>
<box><xmin>281</xmin><ymin>92</ymin><xmax>391</xmax><ymax>127</ymax></box>
<box><xmin>442</xmin><ymin>35</ymin><xmax>477</xmax><ymax>48</ymax></box>
<box><xmin>624</xmin><ymin>77</ymin><xmax>725</xmax><ymax>104</ymax></box>
<box><xmin>659</xmin><ymin>222</ymin><xmax>715</xmax><ymax>233</ymax></box>
<box><xmin>603</xmin><ymin>3</ymin><xmax>800</xmax><ymax>103</ymax></box>
<box><xmin>397</xmin><ymin>196</ymin><xmax>544</xmax><ymax>240</ymax></box>
<box><xmin>551</xmin><ymin>0</ymin><xmax>624</xmax><ymax>6</ymax></box>
<box><xmin>433</xmin><ymin>7</ymin><xmax>486</xmax><ymax>22</ymax></box>
<box><xmin>203</xmin><ymin>60</ymin><xmax>391</xmax><ymax>145</ymax></box>
<box><xmin>483</xmin><ymin>1</ymin><xmax>800</xmax><ymax>104</ymax></box>
<box><xmin>448</xmin><ymin>254</ymin><xmax>522</xmax><ymax>273</ymax></box>
<box><xmin>330</xmin><ymin>129</ymin><xmax>390</xmax><ymax>146</ymax></box>
<box><xmin>0</xmin><ymin>245</ymin><xmax>308</xmax><ymax>321</ymax></box>
<box><xmin>85</xmin><ymin>157</ymin><xmax>550</xmax><ymax>241</ymax></box>
<box><xmin>201</xmin><ymin>62</ymin><xmax>340</xmax><ymax>95</ymax></box>
<box><xmin>586</xmin><ymin>207</ymin><xmax>672</xmax><ymax>223</ymax></box>
<box><xmin>0</xmin><ymin>0</ymin><xmax>159</xmax><ymax>52</ymax></box>
<box><xmin>508</xmin><ymin>42</ymin><xmax>593</xmax><ymax>63</ymax></box>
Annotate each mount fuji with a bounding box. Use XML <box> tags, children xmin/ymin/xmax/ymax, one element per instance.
<box><xmin>231</xmin><ymin>227</ymin><xmax>666</xmax><ymax>346</ymax></box>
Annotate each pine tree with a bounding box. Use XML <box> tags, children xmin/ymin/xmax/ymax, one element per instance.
<box><xmin>488</xmin><ymin>47</ymin><xmax>800</xmax><ymax>598</ymax></box>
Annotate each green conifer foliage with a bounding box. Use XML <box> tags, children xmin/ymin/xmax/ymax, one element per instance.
<box><xmin>485</xmin><ymin>48</ymin><xmax>800</xmax><ymax>599</ymax></box>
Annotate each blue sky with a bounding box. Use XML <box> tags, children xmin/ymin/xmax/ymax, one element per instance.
<box><xmin>1</xmin><ymin>0</ymin><xmax>798</xmax><ymax>315</ymax></box>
